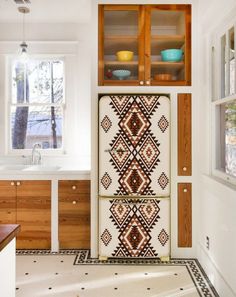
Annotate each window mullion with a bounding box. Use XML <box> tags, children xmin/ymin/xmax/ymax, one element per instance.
<box><xmin>226</xmin><ymin>31</ymin><xmax>230</xmax><ymax>97</ymax></box>
<box><xmin>234</xmin><ymin>24</ymin><xmax>236</xmax><ymax>95</ymax></box>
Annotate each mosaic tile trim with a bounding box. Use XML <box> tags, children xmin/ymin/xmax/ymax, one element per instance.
<box><xmin>16</xmin><ymin>249</ymin><xmax>87</xmax><ymax>256</ymax></box>
<box><xmin>73</xmin><ymin>250</ymin><xmax>219</xmax><ymax>297</ymax></box>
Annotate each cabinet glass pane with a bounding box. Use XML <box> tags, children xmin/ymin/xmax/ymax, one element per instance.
<box><xmin>229</xmin><ymin>27</ymin><xmax>235</xmax><ymax>95</ymax></box>
<box><xmin>151</xmin><ymin>10</ymin><xmax>185</xmax><ymax>82</ymax></box>
<box><xmin>103</xmin><ymin>10</ymin><xmax>139</xmax><ymax>82</ymax></box>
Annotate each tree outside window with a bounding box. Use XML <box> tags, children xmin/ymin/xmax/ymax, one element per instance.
<box><xmin>10</xmin><ymin>58</ymin><xmax>64</xmax><ymax>150</ymax></box>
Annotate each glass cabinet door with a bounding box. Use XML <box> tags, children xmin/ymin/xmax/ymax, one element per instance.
<box><xmin>145</xmin><ymin>5</ymin><xmax>191</xmax><ymax>86</ymax></box>
<box><xmin>98</xmin><ymin>5</ymin><xmax>145</xmax><ymax>86</ymax></box>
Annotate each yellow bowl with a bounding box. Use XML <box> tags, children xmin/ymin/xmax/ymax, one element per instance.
<box><xmin>116</xmin><ymin>51</ymin><xmax>134</xmax><ymax>61</ymax></box>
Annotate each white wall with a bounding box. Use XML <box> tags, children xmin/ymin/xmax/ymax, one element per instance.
<box><xmin>197</xmin><ymin>1</ymin><xmax>236</xmax><ymax>296</ymax></box>
<box><xmin>0</xmin><ymin>23</ymin><xmax>91</xmax><ymax>169</ymax></box>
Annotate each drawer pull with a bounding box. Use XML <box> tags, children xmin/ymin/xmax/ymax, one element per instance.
<box><xmin>183</xmin><ymin>167</ymin><xmax>187</xmax><ymax>171</ymax></box>
<box><xmin>16</xmin><ymin>181</ymin><xmax>21</xmax><ymax>186</ymax></box>
<box><xmin>72</xmin><ymin>185</ymin><xmax>77</xmax><ymax>190</ymax></box>
<box><xmin>10</xmin><ymin>182</ymin><xmax>15</xmax><ymax>186</ymax></box>
<box><xmin>183</xmin><ymin>188</ymin><xmax>188</xmax><ymax>193</ymax></box>
<box><xmin>72</xmin><ymin>200</ymin><xmax>77</xmax><ymax>204</ymax></box>
<box><xmin>139</xmin><ymin>80</ymin><xmax>144</xmax><ymax>85</ymax></box>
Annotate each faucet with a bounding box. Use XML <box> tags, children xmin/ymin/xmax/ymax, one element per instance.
<box><xmin>31</xmin><ymin>143</ymin><xmax>42</xmax><ymax>165</ymax></box>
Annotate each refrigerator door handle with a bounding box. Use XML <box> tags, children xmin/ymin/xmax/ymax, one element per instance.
<box><xmin>104</xmin><ymin>149</ymin><xmax>128</xmax><ymax>153</ymax></box>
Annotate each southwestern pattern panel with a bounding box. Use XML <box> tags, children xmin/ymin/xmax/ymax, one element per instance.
<box><xmin>99</xmin><ymin>198</ymin><xmax>170</xmax><ymax>258</ymax></box>
<box><xmin>99</xmin><ymin>95</ymin><xmax>170</xmax><ymax>197</ymax></box>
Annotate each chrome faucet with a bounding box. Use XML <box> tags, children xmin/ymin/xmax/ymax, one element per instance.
<box><xmin>31</xmin><ymin>143</ymin><xmax>42</xmax><ymax>165</ymax></box>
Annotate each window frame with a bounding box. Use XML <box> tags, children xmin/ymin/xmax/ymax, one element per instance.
<box><xmin>6</xmin><ymin>55</ymin><xmax>66</xmax><ymax>155</ymax></box>
<box><xmin>211</xmin><ymin>19</ymin><xmax>236</xmax><ymax>186</ymax></box>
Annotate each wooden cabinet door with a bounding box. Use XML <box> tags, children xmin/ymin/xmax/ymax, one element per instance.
<box><xmin>98</xmin><ymin>5</ymin><xmax>145</xmax><ymax>86</ymax></box>
<box><xmin>98</xmin><ymin>4</ymin><xmax>191</xmax><ymax>86</ymax></box>
<box><xmin>16</xmin><ymin>180</ymin><xmax>51</xmax><ymax>249</ymax></box>
<box><xmin>146</xmin><ymin>5</ymin><xmax>191</xmax><ymax>86</ymax></box>
<box><xmin>59</xmin><ymin>180</ymin><xmax>90</xmax><ymax>249</ymax></box>
<box><xmin>0</xmin><ymin>181</ymin><xmax>16</xmax><ymax>224</ymax></box>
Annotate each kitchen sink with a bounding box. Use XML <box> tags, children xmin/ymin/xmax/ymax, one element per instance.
<box><xmin>23</xmin><ymin>165</ymin><xmax>61</xmax><ymax>171</ymax></box>
<box><xmin>0</xmin><ymin>164</ymin><xmax>29</xmax><ymax>170</ymax></box>
<box><xmin>0</xmin><ymin>164</ymin><xmax>61</xmax><ymax>171</ymax></box>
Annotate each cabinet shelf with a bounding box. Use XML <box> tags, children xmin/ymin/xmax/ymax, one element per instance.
<box><xmin>151</xmin><ymin>61</ymin><xmax>184</xmax><ymax>69</ymax></box>
<box><xmin>104</xmin><ymin>35</ymin><xmax>138</xmax><ymax>55</ymax></box>
<box><xmin>151</xmin><ymin>34</ymin><xmax>185</xmax><ymax>53</ymax></box>
<box><xmin>104</xmin><ymin>60</ymin><xmax>138</xmax><ymax>66</ymax></box>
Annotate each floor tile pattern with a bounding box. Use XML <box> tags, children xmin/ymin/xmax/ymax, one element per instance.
<box><xmin>16</xmin><ymin>250</ymin><xmax>219</xmax><ymax>297</ymax></box>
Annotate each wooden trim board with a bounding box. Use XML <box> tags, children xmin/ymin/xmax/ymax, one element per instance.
<box><xmin>178</xmin><ymin>183</ymin><xmax>192</xmax><ymax>247</ymax></box>
<box><xmin>178</xmin><ymin>93</ymin><xmax>192</xmax><ymax>176</ymax></box>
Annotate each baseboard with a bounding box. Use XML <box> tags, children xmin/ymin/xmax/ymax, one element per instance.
<box><xmin>197</xmin><ymin>243</ymin><xmax>236</xmax><ymax>297</ymax></box>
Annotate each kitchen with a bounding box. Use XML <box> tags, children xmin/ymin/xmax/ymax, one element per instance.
<box><xmin>0</xmin><ymin>0</ymin><xmax>236</xmax><ymax>296</ymax></box>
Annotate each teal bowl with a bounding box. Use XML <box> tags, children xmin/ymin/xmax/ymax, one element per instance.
<box><xmin>161</xmin><ymin>49</ymin><xmax>183</xmax><ymax>62</ymax></box>
<box><xmin>112</xmin><ymin>69</ymin><xmax>131</xmax><ymax>80</ymax></box>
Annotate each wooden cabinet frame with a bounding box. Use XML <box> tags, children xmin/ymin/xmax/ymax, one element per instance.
<box><xmin>98</xmin><ymin>4</ymin><xmax>191</xmax><ymax>86</ymax></box>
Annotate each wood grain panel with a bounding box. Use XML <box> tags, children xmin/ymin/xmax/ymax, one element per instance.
<box><xmin>59</xmin><ymin>180</ymin><xmax>90</xmax><ymax>249</ymax></box>
<box><xmin>178</xmin><ymin>183</ymin><xmax>192</xmax><ymax>247</ymax></box>
<box><xmin>178</xmin><ymin>93</ymin><xmax>192</xmax><ymax>176</ymax></box>
<box><xmin>0</xmin><ymin>181</ymin><xmax>17</xmax><ymax>224</ymax></box>
<box><xmin>16</xmin><ymin>181</ymin><xmax>51</xmax><ymax>249</ymax></box>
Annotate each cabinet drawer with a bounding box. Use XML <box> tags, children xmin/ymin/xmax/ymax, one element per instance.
<box><xmin>59</xmin><ymin>180</ymin><xmax>90</xmax><ymax>195</ymax></box>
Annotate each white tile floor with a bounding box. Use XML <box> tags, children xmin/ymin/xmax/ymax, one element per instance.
<box><xmin>16</xmin><ymin>254</ymin><xmax>216</xmax><ymax>297</ymax></box>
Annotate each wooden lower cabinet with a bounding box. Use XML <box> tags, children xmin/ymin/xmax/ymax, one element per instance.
<box><xmin>0</xmin><ymin>180</ymin><xmax>51</xmax><ymax>249</ymax></box>
<box><xmin>16</xmin><ymin>181</ymin><xmax>51</xmax><ymax>249</ymax></box>
<box><xmin>0</xmin><ymin>181</ymin><xmax>16</xmax><ymax>224</ymax></box>
<box><xmin>59</xmin><ymin>180</ymin><xmax>90</xmax><ymax>249</ymax></box>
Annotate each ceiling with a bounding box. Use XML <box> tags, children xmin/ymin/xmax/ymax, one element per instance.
<box><xmin>0</xmin><ymin>0</ymin><xmax>91</xmax><ymax>23</ymax></box>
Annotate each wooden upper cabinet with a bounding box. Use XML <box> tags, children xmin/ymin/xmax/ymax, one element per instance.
<box><xmin>98</xmin><ymin>4</ymin><xmax>191</xmax><ymax>86</ymax></box>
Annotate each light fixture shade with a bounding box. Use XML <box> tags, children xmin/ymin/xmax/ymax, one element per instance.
<box><xmin>18</xmin><ymin>6</ymin><xmax>30</xmax><ymax>61</ymax></box>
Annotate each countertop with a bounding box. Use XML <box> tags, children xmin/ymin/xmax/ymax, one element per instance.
<box><xmin>0</xmin><ymin>224</ymin><xmax>20</xmax><ymax>251</ymax></box>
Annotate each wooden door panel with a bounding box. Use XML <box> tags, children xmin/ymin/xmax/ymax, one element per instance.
<box><xmin>59</xmin><ymin>180</ymin><xmax>90</xmax><ymax>249</ymax></box>
<box><xmin>178</xmin><ymin>183</ymin><xmax>192</xmax><ymax>247</ymax></box>
<box><xmin>178</xmin><ymin>93</ymin><xmax>192</xmax><ymax>176</ymax></box>
<box><xmin>16</xmin><ymin>180</ymin><xmax>51</xmax><ymax>249</ymax></box>
<box><xmin>0</xmin><ymin>181</ymin><xmax>16</xmax><ymax>224</ymax></box>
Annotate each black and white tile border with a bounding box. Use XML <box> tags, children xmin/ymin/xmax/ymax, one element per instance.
<box><xmin>16</xmin><ymin>249</ymin><xmax>85</xmax><ymax>255</ymax></box>
<box><xmin>16</xmin><ymin>249</ymin><xmax>219</xmax><ymax>297</ymax></box>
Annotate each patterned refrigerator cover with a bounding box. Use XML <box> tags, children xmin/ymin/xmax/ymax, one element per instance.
<box><xmin>99</xmin><ymin>95</ymin><xmax>170</xmax><ymax>258</ymax></box>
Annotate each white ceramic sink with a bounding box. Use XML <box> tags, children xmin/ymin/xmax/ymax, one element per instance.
<box><xmin>0</xmin><ymin>165</ymin><xmax>29</xmax><ymax>170</ymax></box>
<box><xmin>0</xmin><ymin>164</ymin><xmax>61</xmax><ymax>171</ymax></box>
<box><xmin>23</xmin><ymin>165</ymin><xmax>61</xmax><ymax>171</ymax></box>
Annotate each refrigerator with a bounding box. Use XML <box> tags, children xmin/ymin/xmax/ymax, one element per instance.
<box><xmin>98</xmin><ymin>94</ymin><xmax>170</xmax><ymax>259</ymax></box>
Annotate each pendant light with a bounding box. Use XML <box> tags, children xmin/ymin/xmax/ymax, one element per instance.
<box><xmin>18</xmin><ymin>6</ymin><xmax>30</xmax><ymax>60</ymax></box>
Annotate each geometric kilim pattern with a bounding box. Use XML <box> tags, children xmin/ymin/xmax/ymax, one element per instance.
<box><xmin>158</xmin><ymin>228</ymin><xmax>169</xmax><ymax>246</ymax></box>
<box><xmin>99</xmin><ymin>95</ymin><xmax>170</xmax><ymax>196</ymax></box>
<box><xmin>158</xmin><ymin>172</ymin><xmax>169</xmax><ymax>190</ymax></box>
<box><xmin>158</xmin><ymin>115</ymin><xmax>169</xmax><ymax>133</ymax></box>
<box><xmin>100</xmin><ymin>198</ymin><xmax>170</xmax><ymax>258</ymax></box>
<box><xmin>101</xmin><ymin>172</ymin><xmax>112</xmax><ymax>190</ymax></box>
<box><xmin>101</xmin><ymin>229</ymin><xmax>112</xmax><ymax>246</ymax></box>
<box><xmin>101</xmin><ymin>115</ymin><xmax>112</xmax><ymax>133</ymax></box>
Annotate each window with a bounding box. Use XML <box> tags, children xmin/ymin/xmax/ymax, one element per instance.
<box><xmin>9</xmin><ymin>57</ymin><xmax>64</xmax><ymax>151</ymax></box>
<box><xmin>213</xmin><ymin>25</ymin><xmax>236</xmax><ymax>183</ymax></box>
